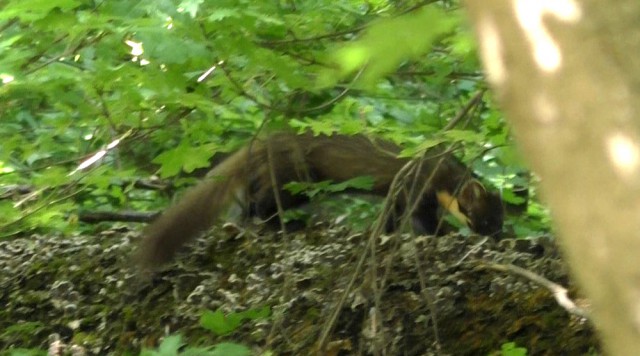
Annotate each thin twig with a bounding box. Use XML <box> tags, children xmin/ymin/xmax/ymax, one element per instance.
<box><xmin>443</xmin><ymin>88</ymin><xmax>487</xmax><ymax>131</ymax></box>
<box><xmin>478</xmin><ymin>262</ymin><xmax>590</xmax><ymax>320</ymax></box>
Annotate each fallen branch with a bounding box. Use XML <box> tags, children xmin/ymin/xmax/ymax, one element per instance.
<box><xmin>78</xmin><ymin>211</ymin><xmax>158</xmax><ymax>223</ymax></box>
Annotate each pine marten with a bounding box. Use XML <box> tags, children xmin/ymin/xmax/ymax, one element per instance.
<box><xmin>137</xmin><ymin>132</ymin><xmax>503</xmax><ymax>268</ymax></box>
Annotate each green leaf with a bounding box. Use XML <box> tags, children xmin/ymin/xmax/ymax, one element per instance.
<box><xmin>284</xmin><ymin>177</ymin><xmax>373</xmax><ymax>198</ymax></box>
<box><xmin>211</xmin><ymin>343</ymin><xmax>251</xmax><ymax>356</ymax></box>
<box><xmin>200</xmin><ymin>307</ymin><xmax>271</xmax><ymax>336</ymax></box>
<box><xmin>443</xmin><ymin>129</ymin><xmax>485</xmax><ymax>143</ymax></box>
<box><xmin>319</xmin><ymin>7</ymin><xmax>458</xmax><ymax>87</ymax></box>
<box><xmin>241</xmin><ymin>305</ymin><xmax>271</xmax><ymax>320</ymax></box>
<box><xmin>0</xmin><ymin>34</ymin><xmax>23</xmax><ymax>51</ymax></box>
<box><xmin>33</xmin><ymin>167</ymin><xmax>69</xmax><ymax>187</ymax></box>
<box><xmin>8</xmin><ymin>349</ymin><xmax>47</xmax><ymax>356</ymax></box>
<box><xmin>500</xmin><ymin>341</ymin><xmax>528</xmax><ymax>356</ymax></box>
<box><xmin>157</xmin><ymin>334</ymin><xmax>184</xmax><ymax>355</ymax></box>
<box><xmin>0</xmin><ymin>0</ymin><xmax>82</xmax><ymax>21</ymax></box>
<box><xmin>152</xmin><ymin>143</ymin><xmax>216</xmax><ymax>178</ymax></box>
<box><xmin>208</xmin><ymin>8</ymin><xmax>240</xmax><ymax>22</ymax></box>
<box><xmin>328</xmin><ymin>176</ymin><xmax>374</xmax><ymax>192</ymax></box>
<box><xmin>179</xmin><ymin>0</ymin><xmax>204</xmax><ymax>18</ymax></box>
<box><xmin>200</xmin><ymin>310</ymin><xmax>239</xmax><ymax>336</ymax></box>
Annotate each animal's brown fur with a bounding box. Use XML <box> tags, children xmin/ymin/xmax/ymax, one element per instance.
<box><xmin>137</xmin><ymin>132</ymin><xmax>503</xmax><ymax>269</ymax></box>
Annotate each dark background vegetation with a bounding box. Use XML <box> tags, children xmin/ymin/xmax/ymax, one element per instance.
<box><xmin>0</xmin><ymin>0</ymin><xmax>544</xmax><ymax>238</ymax></box>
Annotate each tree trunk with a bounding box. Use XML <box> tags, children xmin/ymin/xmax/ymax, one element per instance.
<box><xmin>465</xmin><ymin>1</ymin><xmax>640</xmax><ymax>354</ymax></box>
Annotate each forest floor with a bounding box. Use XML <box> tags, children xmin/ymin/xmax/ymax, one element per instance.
<box><xmin>1</xmin><ymin>223</ymin><xmax>598</xmax><ymax>355</ymax></box>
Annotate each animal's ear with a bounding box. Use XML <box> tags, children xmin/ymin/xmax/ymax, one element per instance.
<box><xmin>457</xmin><ymin>179</ymin><xmax>487</xmax><ymax>207</ymax></box>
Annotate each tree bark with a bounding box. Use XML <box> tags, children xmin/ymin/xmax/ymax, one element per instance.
<box><xmin>465</xmin><ymin>1</ymin><xmax>640</xmax><ymax>354</ymax></box>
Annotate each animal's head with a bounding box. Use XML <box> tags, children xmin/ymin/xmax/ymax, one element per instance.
<box><xmin>437</xmin><ymin>179</ymin><xmax>504</xmax><ymax>236</ymax></box>
<box><xmin>456</xmin><ymin>180</ymin><xmax>504</xmax><ymax>236</ymax></box>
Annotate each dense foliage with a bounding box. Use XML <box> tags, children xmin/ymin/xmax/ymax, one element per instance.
<box><xmin>0</xmin><ymin>1</ymin><xmax>545</xmax><ymax>241</ymax></box>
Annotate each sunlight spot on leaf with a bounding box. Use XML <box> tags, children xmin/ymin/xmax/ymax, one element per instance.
<box><xmin>0</xmin><ymin>162</ymin><xmax>15</xmax><ymax>174</ymax></box>
<box><xmin>1</xmin><ymin>74</ymin><xmax>14</xmax><ymax>84</ymax></box>
<box><xmin>125</xmin><ymin>40</ymin><xmax>144</xmax><ymax>56</ymax></box>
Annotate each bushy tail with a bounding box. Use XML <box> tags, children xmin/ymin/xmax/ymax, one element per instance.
<box><xmin>136</xmin><ymin>147</ymin><xmax>249</xmax><ymax>269</ymax></box>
